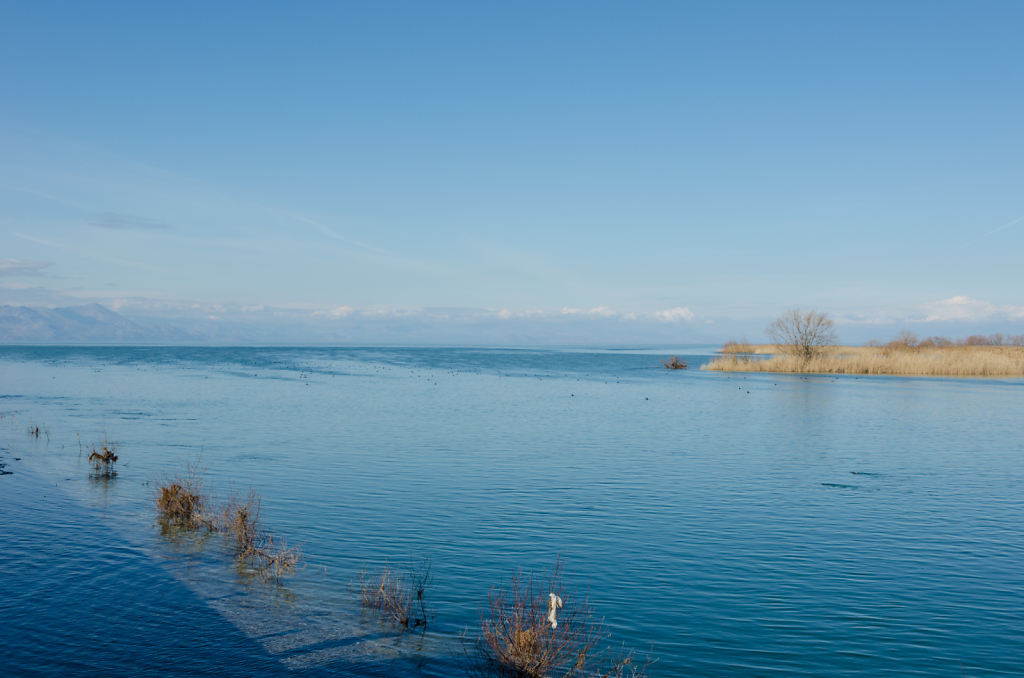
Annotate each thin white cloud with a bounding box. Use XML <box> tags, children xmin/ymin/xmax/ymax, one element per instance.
<box><xmin>832</xmin><ymin>311</ymin><xmax>893</xmax><ymax>325</ymax></box>
<box><xmin>0</xmin><ymin>288</ymin><xmax>709</xmax><ymax>330</ymax></box>
<box><xmin>561</xmin><ymin>306</ymin><xmax>618</xmax><ymax>317</ymax></box>
<box><xmin>292</xmin><ymin>214</ymin><xmax>396</xmax><ymax>259</ymax></box>
<box><xmin>11</xmin><ymin>231</ymin><xmax>62</xmax><ymax>248</ymax></box>
<box><xmin>287</xmin><ymin>212</ymin><xmax>459</xmax><ymax>277</ymax></box>
<box><xmin>0</xmin><ymin>258</ymin><xmax>52</xmax><ymax>276</ymax></box>
<box><xmin>922</xmin><ymin>295</ymin><xmax>1024</xmax><ymax>322</ymax></box>
<box><xmin>11</xmin><ymin>231</ymin><xmax>166</xmax><ymax>273</ymax></box>
<box><xmin>89</xmin><ymin>212</ymin><xmax>172</xmax><ymax>230</ymax></box>
<box><xmin>312</xmin><ymin>305</ymin><xmax>354</xmax><ymax>318</ymax></box>
<box><xmin>840</xmin><ymin>296</ymin><xmax>1024</xmax><ymax>325</ymax></box>
<box><xmin>653</xmin><ymin>306</ymin><xmax>695</xmax><ymax>322</ymax></box>
<box><xmin>497</xmin><ymin>308</ymin><xmax>546</xmax><ymax>319</ymax></box>
<box><xmin>0</xmin><ymin>281</ymin><xmax>105</xmax><ymax>306</ymax></box>
<box><xmin>985</xmin><ymin>214</ymin><xmax>1024</xmax><ymax>237</ymax></box>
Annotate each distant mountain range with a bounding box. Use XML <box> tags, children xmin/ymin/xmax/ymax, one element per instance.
<box><xmin>0</xmin><ymin>304</ymin><xmax>195</xmax><ymax>344</ymax></box>
<box><xmin>12</xmin><ymin>301</ymin><xmax>1013</xmax><ymax>347</ymax></box>
<box><xmin>0</xmin><ymin>302</ymin><xmax>715</xmax><ymax>346</ymax></box>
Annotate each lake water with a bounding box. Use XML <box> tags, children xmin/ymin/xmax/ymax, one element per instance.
<box><xmin>1</xmin><ymin>346</ymin><xmax>1022</xmax><ymax>676</ymax></box>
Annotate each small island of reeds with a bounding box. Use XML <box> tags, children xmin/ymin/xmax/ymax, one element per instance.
<box><xmin>705</xmin><ymin>333</ymin><xmax>1024</xmax><ymax>377</ymax></box>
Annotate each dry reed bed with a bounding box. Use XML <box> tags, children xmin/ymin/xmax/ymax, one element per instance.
<box><xmin>705</xmin><ymin>345</ymin><xmax>1024</xmax><ymax>377</ymax></box>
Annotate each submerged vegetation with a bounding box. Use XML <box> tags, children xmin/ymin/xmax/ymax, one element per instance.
<box><xmin>156</xmin><ymin>465</ymin><xmax>209</xmax><ymax>530</ymax></box>
<box><xmin>475</xmin><ymin>561</ymin><xmax>651</xmax><ymax>678</ymax></box>
<box><xmin>27</xmin><ymin>424</ymin><xmax>50</xmax><ymax>441</ymax></box>
<box><xmin>661</xmin><ymin>356</ymin><xmax>687</xmax><ymax>370</ymax></box>
<box><xmin>87</xmin><ymin>439</ymin><xmax>119</xmax><ymax>478</ymax></box>
<box><xmin>155</xmin><ymin>467</ymin><xmax>300</xmax><ymax>582</ymax></box>
<box><xmin>221</xmin><ymin>490</ymin><xmax>301</xmax><ymax>581</ymax></box>
<box><xmin>360</xmin><ymin>560</ymin><xmax>432</xmax><ymax>629</ymax></box>
<box><xmin>30</xmin><ymin>424</ymin><xmax>650</xmax><ymax>674</ymax></box>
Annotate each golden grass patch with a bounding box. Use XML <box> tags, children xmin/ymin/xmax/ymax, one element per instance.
<box><xmin>704</xmin><ymin>344</ymin><xmax>1024</xmax><ymax>377</ymax></box>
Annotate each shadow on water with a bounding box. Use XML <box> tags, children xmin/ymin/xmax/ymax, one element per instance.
<box><xmin>0</xmin><ymin>466</ymin><xmax>464</xmax><ymax>677</ymax></box>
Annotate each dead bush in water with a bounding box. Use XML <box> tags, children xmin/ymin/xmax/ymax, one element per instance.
<box><xmin>153</xmin><ymin>464</ymin><xmax>300</xmax><ymax>581</ymax></box>
<box><xmin>360</xmin><ymin>560</ymin><xmax>431</xmax><ymax>629</ymax></box>
<box><xmin>27</xmin><ymin>425</ymin><xmax>50</xmax><ymax>441</ymax></box>
<box><xmin>221</xmin><ymin>490</ymin><xmax>301</xmax><ymax>582</ymax></box>
<box><xmin>156</xmin><ymin>464</ymin><xmax>211</xmax><ymax>530</ymax></box>
<box><xmin>88</xmin><ymin>439</ymin><xmax>119</xmax><ymax>478</ymax></box>
<box><xmin>661</xmin><ymin>356</ymin><xmax>687</xmax><ymax>370</ymax></box>
<box><xmin>475</xmin><ymin>560</ymin><xmax>652</xmax><ymax>678</ymax></box>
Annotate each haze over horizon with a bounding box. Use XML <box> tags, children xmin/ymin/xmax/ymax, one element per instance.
<box><xmin>3</xmin><ymin>2</ymin><xmax>1023</xmax><ymax>344</ymax></box>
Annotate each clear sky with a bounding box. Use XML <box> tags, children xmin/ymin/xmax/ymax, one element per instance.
<box><xmin>2</xmin><ymin>1</ymin><xmax>1023</xmax><ymax>343</ymax></box>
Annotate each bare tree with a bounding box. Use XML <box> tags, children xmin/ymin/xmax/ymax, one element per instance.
<box><xmin>766</xmin><ymin>309</ymin><xmax>836</xmax><ymax>360</ymax></box>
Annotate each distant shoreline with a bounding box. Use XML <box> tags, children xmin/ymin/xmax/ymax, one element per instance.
<box><xmin>703</xmin><ymin>344</ymin><xmax>1024</xmax><ymax>377</ymax></box>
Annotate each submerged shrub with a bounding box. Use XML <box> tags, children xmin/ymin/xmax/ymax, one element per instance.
<box><xmin>661</xmin><ymin>356</ymin><xmax>687</xmax><ymax>370</ymax></box>
<box><xmin>360</xmin><ymin>560</ymin><xmax>431</xmax><ymax>629</ymax></box>
<box><xmin>154</xmin><ymin>465</ymin><xmax>300</xmax><ymax>582</ymax></box>
<box><xmin>221</xmin><ymin>489</ymin><xmax>301</xmax><ymax>582</ymax></box>
<box><xmin>156</xmin><ymin>465</ymin><xmax>210</xmax><ymax>530</ymax></box>
<box><xmin>27</xmin><ymin>425</ymin><xmax>50</xmax><ymax>441</ymax></box>
<box><xmin>88</xmin><ymin>439</ymin><xmax>119</xmax><ymax>478</ymax></box>
<box><xmin>476</xmin><ymin>560</ymin><xmax>652</xmax><ymax>678</ymax></box>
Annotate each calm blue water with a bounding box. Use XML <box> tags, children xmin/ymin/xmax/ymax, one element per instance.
<box><xmin>1</xmin><ymin>346</ymin><xmax>1022</xmax><ymax>676</ymax></box>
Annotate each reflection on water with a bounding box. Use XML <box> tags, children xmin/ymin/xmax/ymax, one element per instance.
<box><xmin>1</xmin><ymin>346</ymin><xmax>1023</xmax><ymax>676</ymax></box>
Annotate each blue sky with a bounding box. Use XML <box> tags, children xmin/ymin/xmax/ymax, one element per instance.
<box><xmin>2</xmin><ymin>1</ymin><xmax>1023</xmax><ymax>343</ymax></box>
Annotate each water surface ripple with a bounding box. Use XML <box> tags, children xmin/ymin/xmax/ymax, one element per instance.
<box><xmin>1</xmin><ymin>346</ymin><xmax>1021</xmax><ymax>676</ymax></box>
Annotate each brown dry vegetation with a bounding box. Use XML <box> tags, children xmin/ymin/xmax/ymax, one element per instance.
<box><xmin>27</xmin><ymin>424</ymin><xmax>50</xmax><ymax>442</ymax></box>
<box><xmin>705</xmin><ymin>340</ymin><xmax>1024</xmax><ymax>377</ymax></box>
<box><xmin>155</xmin><ymin>471</ymin><xmax>300</xmax><ymax>582</ymax></box>
<box><xmin>87</xmin><ymin>439</ymin><xmax>119</xmax><ymax>477</ymax></box>
<box><xmin>156</xmin><ymin>465</ymin><xmax>210</xmax><ymax>530</ymax></box>
<box><xmin>221</xmin><ymin>490</ymin><xmax>301</xmax><ymax>582</ymax></box>
<box><xmin>661</xmin><ymin>356</ymin><xmax>687</xmax><ymax>370</ymax></box>
<box><xmin>767</xmin><ymin>309</ymin><xmax>837</xmax><ymax>360</ymax></box>
<box><xmin>360</xmin><ymin>561</ymin><xmax>431</xmax><ymax>629</ymax></box>
<box><xmin>475</xmin><ymin>561</ymin><xmax>651</xmax><ymax>678</ymax></box>
<box><xmin>720</xmin><ymin>340</ymin><xmax>757</xmax><ymax>354</ymax></box>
